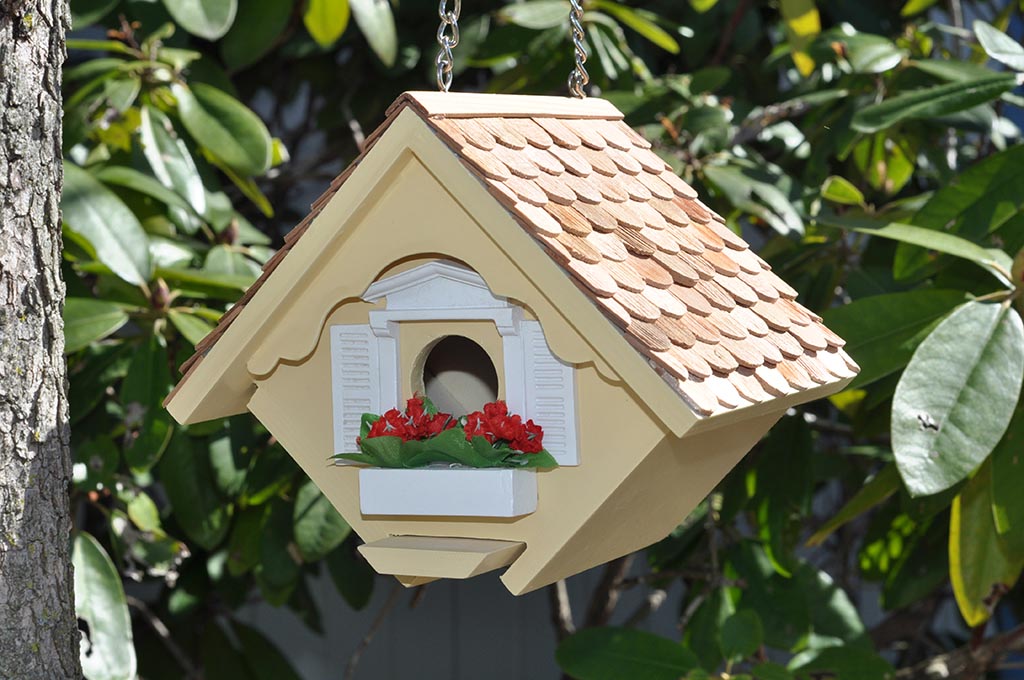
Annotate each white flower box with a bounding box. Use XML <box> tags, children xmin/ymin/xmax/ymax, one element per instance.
<box><xmin>357</xmin><ymin>466</ymin><xmax>538</xmax><ymax>518</ymax></box>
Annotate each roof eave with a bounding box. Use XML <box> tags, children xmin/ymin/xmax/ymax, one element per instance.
<box><xmin>683</xmin><ymin>373</ymin><xmax>856</xmax><ymax>436</ymax></box>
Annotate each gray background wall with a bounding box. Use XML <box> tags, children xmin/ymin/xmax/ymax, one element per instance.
<box><xmin>239</xmin><ymin>563</ymin><xmax>686</xmax><ymax>680</ymax></box>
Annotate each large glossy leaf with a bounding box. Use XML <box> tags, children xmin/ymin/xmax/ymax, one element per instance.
<box><xmin>974</xmin><ymin>20</ymin><xmax>1024</xmax><ymax>72</ymax></box>
<box><xmin>326</xmin><ymin>544</ymin><xmax>375</xmax><ymax>610</ymax></box>
<box><xmin>159</xmin><ymin>434</ymin><xmax>232</xmax><ymax>550</ymax></box>
<box><xmin>892</xmin><ymin>302</ymin><xmax>1024</xmax><ymax>496</ymax></box>
<box><xmin>156</xmin><ymin>266</ymin><xmax>254</xmax><ymax>298</ymax></box>
<box><xmin>161</xmin><ymin>0</ymin><xmax>238</xmax><ymax>40</ymax></box>
<box><xmin>208</xmin><ymin>431</ymin><xmax>248</xmax><ymax>497</ymax></box>
<box><xmin>94</xmin><ymin>165</ymin><xmax>193</xmax><ymax>213</ymax></box>
<box><xmin>896</xmin><ymin>144</ymin><xmax>1024</xmax><ymax>281</ymax></box>
<box><xmin>851</xmin><ymin>75</ymin><xmax>1017</xmax><ymax>133</ymax></box>
<box><xmin>120</xmin><ymin>335</ymin><xmax>174</xmax><ymax>472</ymax></box>
<box><xmin>557</xmin><ymin>628</ymin><xmax>699</xmax><ymax>680</ymax></box>
<box><xmin>227</xmin><ymin>507</ymin><xmax>266</xmax><ymax>576</ymax></box>
<box><xmin>823</xmin><ymin>216</ymin><xmax>1014</xmax><ymax>286</ymax></box>
<box><xmin>592</xmin><ymin>1</ymin><xmax>680</xmax><ymax>54</ymax></box>
<box><xmin>821</xmin><ymin>176</ymin><xmax>864</xmax><ymax>206</ymax></box>
<box><xmin>499</xmin><ymin>1</ymin><xmax>569</xmax><ymax>30</ymax></box>
<box><xmin>257</xmin><ymin>499</ymin><xmax>301</xmax><ymax>597</ymax></box>
<box><xmin>172</xmin><ymin>83</ymin><xmax>273</xmax><ymax>177</ymax></box>
<box><xmin>349</xmin><ymin>0</ymin><xmax>398</xmax><ymax>67</ymax></box>
<box><xmin>991</xmin><ymin>407</ymin><xmax>1024</xmax><ymax>562</ymax></box>
<box><xmin>292</xmin><ymin>480</ymin><xmax>350</xmax><ymax>562</ymax></box>
<box><xmin>232</xmin><ymin>621</ymin><xmax>304</xmax><ymax>680</ymax></box>
<box><xmin>74</xmin><ymin>532</ymin><xmax>137</xmax><ymax>680</ymax></box>
<box><xmin>836</xmin><ymin>31</ymin><xmax>905</xmax><ymax>74</ymax></box>
<box><xmin>950</xmin><ymin>460</ymin><xmax>1024</xmax><ymax>626</ymax></box>
<box><xmin>138</xmin><ymin>106</ymin><xmax>207</xmax><ymax>218</ymax></box>
<box><xmin>168</xmin><ymin>309</ymin><xmax>214</xmax><ymax>346</ymax></box>
<box><xmin>63</xmin><ymin>298</ymin><xmax>129</xmax><ymax>353</ymax></box>
<box><xmin>63</xmin><ymin>163</ymin><xmax>151</xmax><ymax>285</ymax></box>
<box><xmin>704</xmin><ymin>164</ymin><xmax>804</xmax><ymax>236</ymax></box>
<box><xmin>822</xmin><ymin>290</ymin><xmax>965</xmax><ymax>388</ymax></box>
<box><xmin>719</xmin><ymin>610</ymin><xmax>763</xmax><ymax>662</ymax></box>
<box><xmin>304</xmin><ymin>0</ymin><xmax>350</xmax><ymax>48</ymax></box>
<box><xmin>686</xmin><ymin>586</ymin><xmax>733</xmax><ymax>670</ymax></box>
<box><xmin>798</xmin><ymin>564</ymin><xmax>867</xmax><ymax>643</ymax></box>
<box><xmin>223</xmin><ymin>0</ymin><xmax>294</xmax><ymax>69</ymax></box>
<box><xmin>793</xmin><ymin>646</ymin><xmax>894</xmax><ymax>680</ymax></box>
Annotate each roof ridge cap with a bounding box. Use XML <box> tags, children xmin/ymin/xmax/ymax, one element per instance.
<box><xmin>399</xmin><ymin>91</ymin><xmax>624</xmax><ymax>120</ymax></box>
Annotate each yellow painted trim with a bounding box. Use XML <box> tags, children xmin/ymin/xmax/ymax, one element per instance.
<box><xmin>358</xmin><ymin>536</ymin><xmax>526</xmax><ymax>580</ymax></box>
<box><xmin>239</xmin><ymin>110</ymin><xmax>697</xmax><ymax>437</ymax></box>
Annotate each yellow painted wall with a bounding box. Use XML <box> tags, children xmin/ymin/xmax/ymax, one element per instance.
<box><xmin>246</xmin><ymin>153</ymin><xmax>679</xmax><ymax>594</ymax></box>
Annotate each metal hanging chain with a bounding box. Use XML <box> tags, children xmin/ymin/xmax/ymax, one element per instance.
<box><xmin>568</xmin><ymin>0</ymin><xmax>589</xmax><ymax>98</ymax></box>
<box><xmin>436</xmin><ymin>0</ymin><xmax>461</xmax><ymax>93</ymax></box>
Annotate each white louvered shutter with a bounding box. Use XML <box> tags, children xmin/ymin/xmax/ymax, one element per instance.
<box><xmin>330</xmin><ymin>324</ymin><xmax>381</xmax><ymax>455</ymax></box>
<box><xmin>521</xmin><ymin>320</ymin><xmax>579</xmax><ymax>466</ymax></box>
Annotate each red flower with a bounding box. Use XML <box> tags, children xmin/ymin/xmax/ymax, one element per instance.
<box><xmin>367</xmin><ymin>408</ymin><xmax>413</xmax><ymax>440</ymax></box>
<box><xmin>483</xmin><ymin>401</ymin><xmax>508</xmax><ymax>420</ymax></box>
<box><xmin>512</xmin><ymin>419</ymin><xmax>544</xmax><ymax>454</ymax></box>
<box><xmin>364</xmin><ymin>396</ymin><xmax>455</xmax><ymax>443</ymax></box>
<box><xmin>463</xmin><ymin>411</ymin><xmax>495</xmax><ymax>443</ymax></box>
<box><xmin>366</xmin><ymin>398</ymin><xmax>541</xmax><ymax>453</ymax></box>
<box><xmin>490</xmin><ymin>412</ymin><xmax>524</xmax><ymax>442</ymax></box>
<box><xmin>418</xmin><ymin>412</ymin><xmax>455</xmax><ymax>438</ymax></box>
<box><xmin>405</xmin><ymin>397</ymin><xmax>426</xmax><ymax>423</ymax></box>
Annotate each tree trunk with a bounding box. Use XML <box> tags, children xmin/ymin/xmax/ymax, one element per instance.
<box><xmin>0</xmin><ymin>0</ymin><xmax>80</xmax><ymax>677</ymax></box>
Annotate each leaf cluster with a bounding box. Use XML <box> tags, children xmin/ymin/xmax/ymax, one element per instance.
<box><xmin>61</xmin><ymin>0</ymin><xmax>1024</xmax><ymax>678</ymax></box>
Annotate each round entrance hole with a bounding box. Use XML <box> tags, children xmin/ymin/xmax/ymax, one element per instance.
<box><xmin>421</xmin><ymin>336</ymin><xmax>499</xmax><ymax>415</ymax></box>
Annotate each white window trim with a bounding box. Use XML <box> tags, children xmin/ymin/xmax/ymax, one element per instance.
<box><xmin>331</xmin><ymin>261</ymin><xmax>580</xmax><ymax>466</ymax></box>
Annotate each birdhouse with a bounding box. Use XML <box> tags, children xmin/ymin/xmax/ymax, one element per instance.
<box><xmin>164</xmin><ymin>92</ymin><xmax>858</xmax><ymax>596</ymax></box>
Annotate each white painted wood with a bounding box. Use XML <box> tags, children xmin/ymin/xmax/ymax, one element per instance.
<box><xmin>330</xmin><ymin>325</ymin><xmax>384</xmax><ymax>456</ymax></box>
<box><xmin>349</xmin><ymin>261</ymin><xmax>582</xmax><ymax>466</ymax></box>
<box><xmin>358</xmin><ymin>467</ymin><xmax>538</xmax><ymax>517</ymax></box>
<box><xmin>363</xmin><ymin>260</ymin><xmax>507</xmax><ymax>310</ymax></box>
<box><xmin>521</xmin><ymin>321</ymin><xmax>580</xmax><ymax>466</ymax></box>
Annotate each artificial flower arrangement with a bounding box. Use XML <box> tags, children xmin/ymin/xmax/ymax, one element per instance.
<box><xmin>334</xmin><ymin>396</ymin><xmax>558</xmax><ymax>469</ymax></box>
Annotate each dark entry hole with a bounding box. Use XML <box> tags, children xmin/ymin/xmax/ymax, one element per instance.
<box><xmin>422</xmin><ymin>336</ymin><xmax>499</xmax><ymax>415</ymax></box>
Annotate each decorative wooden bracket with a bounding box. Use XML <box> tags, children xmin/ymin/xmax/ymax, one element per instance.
<box><xmin>358</xmin><ymin>536</ymin><xmax>526</xmax><ymax>580</ymax></box>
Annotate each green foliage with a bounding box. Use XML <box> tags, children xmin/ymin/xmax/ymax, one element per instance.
<box><xmin>62</xmin><ymin>0</ymin><xmax>1024</xmax><ymax>677</ymax></box>
<box><xmin>892</xmin><ymin>302</ymin><xmax>1023</xmax><ymax>496</ymax></box>
<box><xmin>74</xmin><ymin>533</ymin><xmax>137</xmax><ymax>680</ymax></box>
<box><xmin>556</xmin><ymin>628</ymin><xmax>700</xmax><ymax>679</ymax></box>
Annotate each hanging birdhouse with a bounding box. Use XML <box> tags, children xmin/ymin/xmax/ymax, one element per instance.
<box><xmin>164</xmin><ymin>91</ymin><xmax>858</xmax><ymax>595</ymax></box>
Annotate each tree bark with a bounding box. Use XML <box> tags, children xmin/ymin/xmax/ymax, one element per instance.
<box><xmin>0</xmin><ymin>0</ymin><xmax>80</xmax><ymax>677</ymax></box>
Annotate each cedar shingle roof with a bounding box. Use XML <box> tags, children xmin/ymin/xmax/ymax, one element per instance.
<box><xmin>180</xmin><ymin>92</ymin><xmax>856</xmax><ymax>418</ymax></box>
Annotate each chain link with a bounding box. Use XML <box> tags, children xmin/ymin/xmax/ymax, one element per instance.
<box><xmin>436</xmin><ymin>0</ymin><xmax>461</xmax><ymax>93</ymax></box>
<box><xmin>568</xmin><ymin>0</ymin><xmax>589</xmax><ymax>98</ymax></box>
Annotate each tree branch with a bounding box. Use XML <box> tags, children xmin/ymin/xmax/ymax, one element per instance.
<box><xmin>584</xmin><ymin>554</ymin><xmax>634</xmax><ymax>628</ymax></box>
<box><xmin>710</xmin><ymin>0</ymin><xmax>753</xmax><ymax>66</ymax></box>
<box><xmin>126</xmin><ymin>596</ymin><xmax>198</xmax><ymax>680</ymax></box>
<box><xmin>344</xmin><ymin>582</ymin><xmax>405</xmax><ymax>680</ymax></box>
<box><xmin>548</xmin><ymin>580</ymin><xmax>576</xmax><ymax>643</ymax></box>
<box><xmin>895</xmin><ymin>623</ymin><xmax>1024</xmax><ymax>680</ymax></box>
